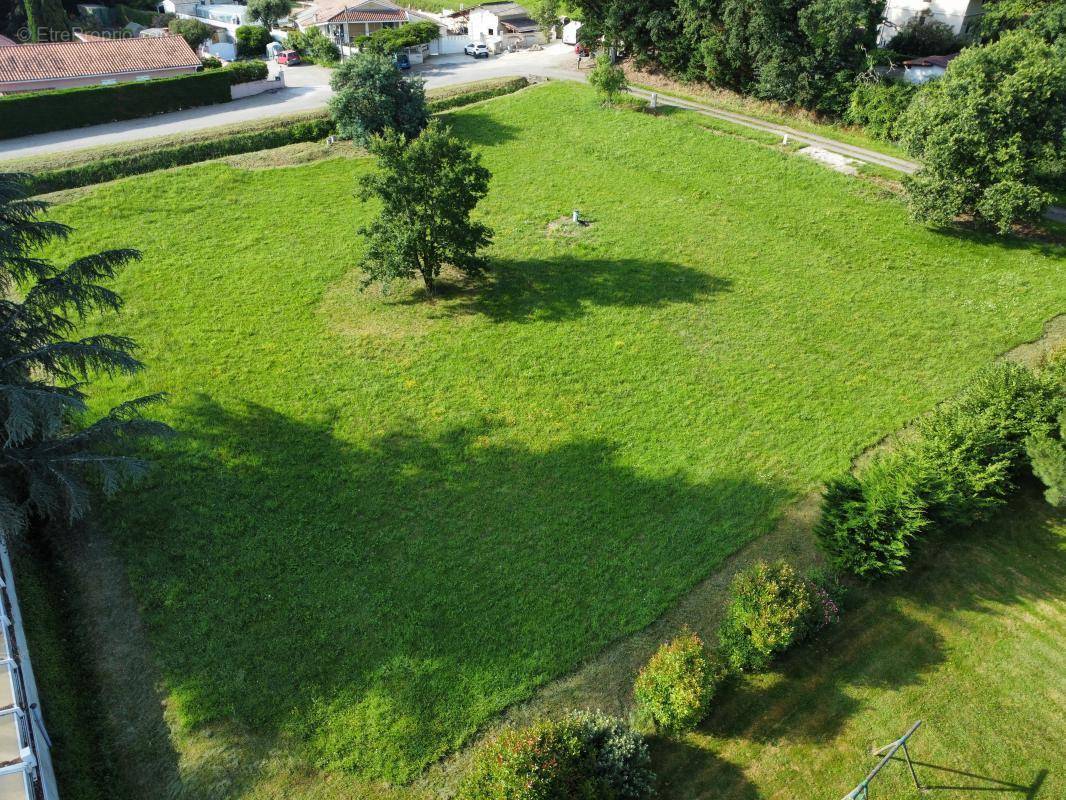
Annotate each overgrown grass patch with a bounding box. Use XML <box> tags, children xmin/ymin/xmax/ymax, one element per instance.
<box><xmin>36</xmin><ymin>81</ymin><xmax>1066</xmax><ymax>792</ymax></box>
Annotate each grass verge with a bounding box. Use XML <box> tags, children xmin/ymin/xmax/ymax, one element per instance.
<box><xmin>24</xmin><ymin>81</ymin><xmax>1066</xmax><ymax>797</ymax></box>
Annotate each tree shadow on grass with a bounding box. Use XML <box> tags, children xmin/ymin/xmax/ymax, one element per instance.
<box><xmin>114</xmin><ymin>398</ymin><xmax>785</xmax><ymax>786</ymax></box>
<box><xmin>424</xmin><ymin>256</ymin><xmax>731</xmax><ymax>323</ymax></box>
<box><xmin>438</xmin><ymin>107</ymin><xmax>522</xmax><ymax>146</ymax></box>
<box><xmin>655</xmin><ymin>493</ymin><xmax>1064</xmax><ymax>799</ymax></box>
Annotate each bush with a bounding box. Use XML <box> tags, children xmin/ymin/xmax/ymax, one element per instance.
<box><xmin>718</xmin><ymin>561</ymin><xmax>817</xmax><ymax>672</ymax></box>
<box><xmin>285</xmin><ymin>25</ymin><xmax>340</xmax><ymax>63</ymax></box>
<box><xmin>201</xmin><ymin>55</ymin><xmax>223</xmax><ymax>69</ymax></box>
<box><xmin>588</xmin><ymin>54</ymin><xmax>628</xmax><ymax>104</ymax></box>
<box><xmin>1027</xmin><ymin>411</ymin><xmax>1066</xmax><ymax>507</ymax></box>
<box><xmin>235</xmin><ymin>24</ymin><xmax>273</xmax><ymax>58</ymax></box>
<box><xmin>224</xmin><ymin>59</ymin><xmax>269</xmax><ymax>84</ymax></box>
<box><xmin>633</xmin><ymin>629</ymin><xmax>718</xmax><ymax>734</ymax></box>
<box><xmin>817</xmin><ymin>362</ymin><xmax>1062</xmax><ymax>577</ymax></box>
<box><xmin>25</xmin><ymin>115</ymin><xmax>334</xmax><ymax>194</ymax></box>
<box><xmin>459</xmin><ymin>713</ymin><xmax>654</xmax><ymax>800</ymax></box>
<box><xmin>845</xmin><ymin>81</ymin><xmax>919</xmax><ymax>142</ymax></box>
<box><xmin>889</xmin><ymin>17</ymin><xmax>968</xmax><ymax>57</ymax></box>
<box><xmin>0</xmin><ymin>71</ymin><xmax>233</xmax><ymax>140</ymax></box>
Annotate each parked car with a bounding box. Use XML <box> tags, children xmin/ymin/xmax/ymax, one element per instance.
<box><xmin>394</xmin><ymin>52</ymin><xmax>410</xmax><ymax>69</ymax></box>
<box><xmin>574</xmin><ymin>44</ymin><xmax>591</xmax><ymax>57</ymax></box>
<box><xmin>277</xmin><ymin>49</ymin><xmax>301</xmax><ymax>66</ymax></box>
<box><xmin>464</xmin><ymin>42</ymin><xmax>489</xmax><ymax>58</ymax></box>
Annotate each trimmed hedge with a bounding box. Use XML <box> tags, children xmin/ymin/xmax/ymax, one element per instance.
<box><xmin>428</xmin><ymin>76</ymin><xmax>530</xmax><ymax>113</ymax></box>
<box><xmin>25</xmin><ymin>115</ymin><xmax>335</xmax><ymax>194</ymax></box>
<box><xmin>0</xmin><ymin>62</ymin><xmax>271</xmax><ymax>140</ymax></box>
<box><xmin>0</xmin><ymin>70</ymin><xmax>232</xmax><ymax>140</ymax></box>
<box><xmin>816</xmin><ymin>361</ymin><xmax>1066</xmax><ymax>578</ymax></box>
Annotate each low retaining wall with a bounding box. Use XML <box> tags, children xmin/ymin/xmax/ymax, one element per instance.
<box><xmin>231</xmin><ymin>75</ymin><xmax>284</xmax><ymax>100</ymax></box>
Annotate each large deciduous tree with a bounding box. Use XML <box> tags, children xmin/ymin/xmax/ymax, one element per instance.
<box><xmin>357</xmin><ymin>122</ymin><xmax>493</xmax><ymax>296</ymax></box>
<box><xmin>900</xmin><ymin>29</ymin><xmax>1066</xmax><ymax>232</ymax></box>
<box><xmin>0</xmin><ymin>174</ymin><xmax>168</xmax><ymax>539</ymax></box>
<box><xmin>247</xmin><ymin>0</ymin><xmax>292</xmax><ymax>28</ymax></box>
<box><xmin>329</xmin><ymin>53</ymin><xmax>428</xmax><ymax>146</ymax></box>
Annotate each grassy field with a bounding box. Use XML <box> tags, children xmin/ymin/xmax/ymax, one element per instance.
<box><xmin>655</xmin><ymin>491</ymin><xmax>1066</xmax><ymax>800</ymax></box>
<box><xmin>34</xmin><ymin>81</ymin><xmax>1066</xmax><ymax>794</ymax></box>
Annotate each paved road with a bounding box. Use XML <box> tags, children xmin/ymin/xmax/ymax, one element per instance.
<box><xmin>0</xmin><ymin>44</ymin><xmax>578</xmax><ymax>161</ymax></box>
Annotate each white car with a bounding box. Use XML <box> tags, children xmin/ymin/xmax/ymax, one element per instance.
<box><xmin>464</xmin><ymin>42</ymin><xmax>490</xmax><ymax>58</ymax></box>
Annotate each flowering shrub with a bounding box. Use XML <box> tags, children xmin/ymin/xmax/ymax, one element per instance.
<box><xmin>633</xmin><ymin>629</ymin><xmax>719</xmax><ymax>735</ymax></box>
<box><xmin>459</xmin><ymin>712</ymin><xmax>654</xmax><ymax>800</ymax></box>
<box><xmin>718</xmin><ymin>561</ymin><xmax>817</xmax><ymax>672</ymax></box>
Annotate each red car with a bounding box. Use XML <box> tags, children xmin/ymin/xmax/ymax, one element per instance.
<box><xmin>277</xmin><ymin>50</ymin><xmax>301</xmax><ymax>66</ymax></box>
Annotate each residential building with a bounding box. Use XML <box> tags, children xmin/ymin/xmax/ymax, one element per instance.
<box><xmin>900</xmin><ymin>52</ymin><xmax>959</xmax><ymax>83</ymax></box>
<box><xmin>465</xmin><ymin>2</ymin><xmax>544</xmax><ymax>51</ymax></box>
<box><xmin>0</xmin><ymin>34</ymin><xmax>201</xmax><ymax>93</ymax></box>
<box><xmin>300</xmin><ymin>0</ymin><xmax>408</xmax><ymax>46</ymax></box>
<box><xmin>879</xmin><ymin>0</ymin><xmax>984</xmax><ymax>45</ymax></box>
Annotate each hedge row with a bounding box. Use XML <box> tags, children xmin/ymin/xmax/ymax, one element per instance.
<box><xmin>427</xmin><ymin>76</ymin><xmax>530</xmax><ymax>113</ymax></box>
<box><xmin>816</xmin><ymin>359</ymin><xmax>1066</xmax><ymax>578</ymax></box>
<box><xmin>23</xmin><ymin>77</ymin><xmax>533</xmax><ymax>192</ymax></box>
<box><xmin>0</xmin><ymin>62</ymin><xmax>268</xmax><ymax>141</ymax></box>
<box><xmin>26</xmin><ymin>116</ymin><xmax>335</xmax><ymax>194</ymax></box>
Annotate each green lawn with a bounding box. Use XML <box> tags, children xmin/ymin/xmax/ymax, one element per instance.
<box><xmin>38</xmin><ymin>81</ymin><xmax>1066</xmax><ymax>791</ymax></box>
<box><xmin>654</xmin><ymin>492</ymin><xmax>1066</xmax><ymax>800</ymax></box>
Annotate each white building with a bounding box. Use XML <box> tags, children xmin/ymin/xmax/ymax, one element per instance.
<box><xmin>466</xmin><ymin>2</ymin><xmax>544</xmax><ymax>52</ymax></box>
<box><xmin>879</xmin><ymin>0</ymin><xmax>983</xmax><ymax>45</ymax></box>
<box><xmin>561</xmin><ymin>18</ymin><xmax>581</xmax><ymax>46</ymax></box>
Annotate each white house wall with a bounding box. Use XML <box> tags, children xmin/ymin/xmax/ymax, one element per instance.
<box><xmin>879</xmin><ymin>0</ymin><xmax>983</xmax><ymax>44</ymax></box>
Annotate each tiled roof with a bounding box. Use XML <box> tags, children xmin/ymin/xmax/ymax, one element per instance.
<box><xmin>0</xmin><ymin>34</ymin><xmax>200</xmax><ymax>85</ymax></box>
<box><xmin>321</xmin><ymin>8</ymin><xmax>407</xmax><ymax>23</ymax></box>
<box><xmin>903</xmin><ymin>53</ymin><xmax>958</xmax><ymax>69</ymax></box>
<box><xmin>0</xmin><ymin>35</ymin><xmax>18</xmax><ymax>47</ymax></box>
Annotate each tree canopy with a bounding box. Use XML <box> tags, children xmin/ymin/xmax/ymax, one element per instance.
<box><xmin>328</xmin><ymin>52</ymin><xmax>428</xmax><ymax>145</ymax></box>
<box><xmin>356</xmin><ymin>20</ymin><xmax>439</xmax><ymax>53</ymax></box>
<box><xmin>0</xmin><ymin>174</ymin><xmax>168</xmax><ymax>538</ymax></box>
<box><xmin>900</xmin><ymin>28</ymin><xmax>1066</xmax><ymax>232</ymax></box>
<box><xmin>247</xmin><ymin>0</ymin><xmax>292</xmax><ymax>29</ymax></box>
<box><xmin>168</xmin><ymin>18</ymin><xmax>214</xmax><ymax>50</ymax></box>
<box><xmin>357</xmin><ymin>122</ymin><xmax>493</xmax><ymax>295</ymax></box>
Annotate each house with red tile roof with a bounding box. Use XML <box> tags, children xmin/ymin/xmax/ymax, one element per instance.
<box><xmin>0</xmin><ymin>34</ymin><xmax>200</xmax><ymax>94</ymax></box>
<box><xmin>298</xmin><ymin>0</ymin><xmax>410</xmax><ymax>47</ymax></box>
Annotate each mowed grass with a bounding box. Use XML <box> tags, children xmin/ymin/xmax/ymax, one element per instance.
<box><xmin>654</xmin><ymin>492</ymin><xmax>1066</xmax><ymax>800</ymax></box>
<box><xmin>40</xmin><ymin>81</ymin><xmax>1066</xmax><ymax>786</ymax></box>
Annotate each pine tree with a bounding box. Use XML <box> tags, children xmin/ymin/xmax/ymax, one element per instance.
<box><xmin>0</xmin><ymin>174</ymin><xmax>168</xmax><ymax>538</ymax></box>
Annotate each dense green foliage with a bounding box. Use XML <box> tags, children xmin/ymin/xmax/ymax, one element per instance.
<box><xmin>0</xmin><ymin>69</ymin><xmax>232</xmax><ymax>141</ymax></box>
<box><xmin>845</xmin><ymin>80</ymin><xmax>918</xmax><ymax>142</ymax></box>
<box><xmin>816</xmin><ymin>362</ymin><xmax>1065</xmax><ymax>576</ymax></box>
<box><xmin>459</xmin><ymin>713</ymin><xmax>653</xmax><ymax>800</ymax></box>
<box><xmin>329</xmin><ymin>52</ymin><xmax>428</xmax><ymax>145</ymax></box>
<box><xmin>169</xmin><ymin>17</ymin><xmax>214</xmax><ymax>49</ymax></box>
<box><xmin>0</xmin><ymin>175</ymin><xmax>165</xmax><ymax>538</ymax></box>
<box><xmin>901</xmin><ymin>28</ymin><xmax>1066</xmax><ymax>231</ymax></box>
<box><xmin>223</xmin><ymin>59</ymin><xmax>269</xmax><ymax>84</ymax></box>
<box><xmin>284</xmin><ymin>25</ymin><xmax>340</xmax><ymax>63</ymax></box>
<box><xmin>22</xmin><ymin>0</ymin><xmax>68</xmax><ymax>41</ymax></box>
<box><xmin>235</xmin><ymin>24</ymin><xmax>273</xmax><ymax>58</ymax></box>
<box><xmin>358</xmin><ymin>122</ymin><xmax>492</xmax><ymax>294</ymax></box>
<box><xmin>887</xmin><ymin>17</ymin><xmax>968</xmax><ymax>57</ymax></box>
<box><xmin>356</xmin><ymin>20</ymin><xmax>439</xmax><ymax>53</ymax></box>
<box><xmin>718</xmin><ymin>561</ymin><xmax>818</xmax><ymax>671</ymax></box>
<box><xmin>37</xmin><ymin>83</ymin><xmax>1065</xmax><ymax>785</ymax></box>
<box><xmin>588</xmin><ymin>54</ymin><xmax>628</xmax><ymax>103</ymax></box>
<box><xmin>247</xmin><ymin>0</ymin><xmax>291</xmax><ymax>28</ymax></box>
<box><xmin>23</xmin><ymin>116</ymin><xmax>334</xmax><ymax>194</ymax></box>
<box><xmin>633</xmin><ymin>630</ymin><xmax>718</xmax><ymax>734</ymax></box>
<box><xmin>580</xmin><ymin>0</ymin><xmax>884</xmax><ymax>115</ymax></box>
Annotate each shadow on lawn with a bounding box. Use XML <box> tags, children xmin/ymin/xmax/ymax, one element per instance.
<box><xmin>118</xmin><ymin>398</ymin><xmax>784</xmax><ymax>787</ymax></box>
<box><xmin>428</xmin><ymin>256</ymin><xmax>731</xmax><ymax>323</ymax></box>
<box><xmin>439</xmin><ymin>107</ymin><xmax>522</xmax><ymax>146</ymax></box>
<box><xmin>653</xmin><ymin>493</ymin><xmax>1065</xmax><ymax>799</ymax></box>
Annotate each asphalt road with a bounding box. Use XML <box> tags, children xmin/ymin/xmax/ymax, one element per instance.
<box><xmin>0</xmin><ymin>44</ymin><xmax>579</xmax><ymax>161</ymax></box>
